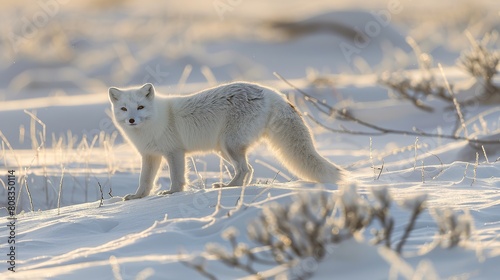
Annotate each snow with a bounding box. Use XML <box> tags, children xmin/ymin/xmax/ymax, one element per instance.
<box><xmin>1</xmin><ymin>0</ymin><xmax>500</xmax><ymax>279</ymax></box>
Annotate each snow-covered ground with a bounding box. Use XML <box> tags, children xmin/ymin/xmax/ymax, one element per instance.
<box><xmin>1</xmin><ymin>0</ymin><xmax>500</xmax><ymax>279</ymax></box>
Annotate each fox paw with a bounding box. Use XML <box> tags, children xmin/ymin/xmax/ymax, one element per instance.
<box><xmin>157</xmin><ymin>189</ymin><xmax>180</xmax><ymax>196</ymax></box>
<box><xmin>123</xmin><ymin>193</ymin><xmax>143</xmax><ymax>201</ymax></box>
<box><xmin>212</xmin><ymin>183</ymin><xmax>227</xmax><ymax>188</ymax></box>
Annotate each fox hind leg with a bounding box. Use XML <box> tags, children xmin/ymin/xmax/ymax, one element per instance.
<box><xmin>213</xmin><ymin>145</ymin><xmax>253</xmax><ymax>188</ymax></box>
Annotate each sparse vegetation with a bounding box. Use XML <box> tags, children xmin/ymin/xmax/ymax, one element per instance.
<box><xmin>184</xmin><ymin>186</ymin><xmax>471</xmax><ymax>279</ymax></box>
<box><xmin>379</xmin><ymin>45</ymin><xmax>449</xmax><ymax>113</ymax></box>
<box><xmin>275</xmin><ymin>72</ymin><xmax>500</xmax><ymax>146</ymax></box>
<box><xmin>380</xmin><ymin>34</ymin><xmax>500</xmax><ymax>112</ymax></box>
<box><xmin>459</xmin><ymin>33</ymin><xmax>500</xmax><ymax>99</ymax></box>
<box><xmin>0</xmin><ymin>112</ymin><xmax>118</xmax><ymax>215</ymax></box>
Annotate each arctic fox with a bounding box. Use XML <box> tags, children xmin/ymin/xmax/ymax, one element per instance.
<box><xmin>109</xmin><ymin>82</ymin><xmax>343</xmax><ymax>200</ymax></box>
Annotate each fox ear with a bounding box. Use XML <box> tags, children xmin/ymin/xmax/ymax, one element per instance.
<box><xmin>108</xmin><ymin>87</ymin><xmax>121</xmax><ymax>103</ymax></box>
<box><xmin>140</xmin><ymin>83</ymin><xmax>154</xmax><ymax>100</ymax></box>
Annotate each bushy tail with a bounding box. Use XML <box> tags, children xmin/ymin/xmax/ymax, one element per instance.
<box><xmin>265</xmin><ymin>101</ymin><xmax>344</xmax><ymax>183</ymax></box>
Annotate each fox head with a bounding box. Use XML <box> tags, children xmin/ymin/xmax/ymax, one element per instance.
<box><xmin>108</xmin><ymin>83</ymin><xmax>155</xmax><ymax>127</ymax></box>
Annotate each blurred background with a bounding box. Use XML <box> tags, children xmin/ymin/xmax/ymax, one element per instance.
<box><xmin>1</xmin><ymin>0</ymin><xmax>499</xmax><ymax>101</ymax></box>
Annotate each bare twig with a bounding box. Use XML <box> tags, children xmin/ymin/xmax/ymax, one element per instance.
<box><xmin>396</xmin><ymin>202</ymin><xmax>425</xmax><ymax>254</ymax></box>
<box><xmin>22</xmin><ymin>171</ymin><xmax>34</xmax><ymax>212</ymax></box>
<box><xmin>481</xmin><ymin>145</ymin><xmax>490</xmax><ymax>163</ymax></box>
<box><xmin>191</xmin><ymin>157</ymin><xmax>206</xmax><ymax>189</ymax></box>
<box><xmin>57</xmin><ymin>166</ymin><xmax>65</xmax><ymax>215</ymax></box>
<box><xmin>98</xmin><ymin>181</ymin><xmax>104</xmax><ymax>207</ymax></box>
<box><xmin>376</xmin><ymin>159</ymin><xmax>384</xmax><ymax>180</ymax></box>
<box><xmin>472</xmin><ymin>152</ymin><xmax>479</xmax><ymax>186</ymax></box>
<box><xmin>109</xmin><ymin>256</ymin><xmax>123</xmax><ymax>280</ymax></box>
<box><xmin>370</xmin><ymin>137</ymin><xmax>375</xmax><ymax>179</ymax></box>
<box><xmin>182</xmin><ymin>259</ymin><xmax>218</xmax><ymax>280</ymax></box>
<box><xmin>271</xmin><ymin>171</ymin><xmax>280</xmax><ymax>184</ymax></box>
<box><xmin>274</xmin><ymin>72</ymin><xmax>500</xmax><ymax>145</ymax></box>
<box><xmin>429</xmin><ymin>152</ymin><xmax>445</xmax><ymax>180</ymax></box>
<box><xmin>413</xmin><ymin>137</ymin><xmax>419</xmax><ymax>171</ymax></box>
<box><xmin>438</xmin><ymin>64</ymin><xmax>468</xmax><ymax>137</ymax></box>
<box><xmin>421</xmin><ymin>160</ymin><xmax>425</xmax><ymax>183</ymax></box>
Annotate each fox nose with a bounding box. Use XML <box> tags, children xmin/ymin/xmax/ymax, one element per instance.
<box><xmin>129</xmin><ymin>118</ymin><xmax>135</xmax><ymax>124</ymax></box>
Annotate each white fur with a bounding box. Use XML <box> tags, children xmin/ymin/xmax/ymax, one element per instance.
<box><xmin>108</xmin><ymin>82</ymin><xmax>344</xmax><ymax>200</ymax></box>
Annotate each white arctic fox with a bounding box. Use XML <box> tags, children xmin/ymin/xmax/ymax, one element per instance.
<box><xmin>109</xmin><ymin>82</ymin><xmax>343</xmax><ymax>200</ymax></box>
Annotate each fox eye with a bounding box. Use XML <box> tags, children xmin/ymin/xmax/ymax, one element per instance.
<box><xmin>120</xmin><ymin>107</ymin><xmax>127</xmax><ymax>111</ymax></box>
<box><xmin>137</xmin><ymin>105</ymin><xmax>144</xmax><ymax>110</ymax></box>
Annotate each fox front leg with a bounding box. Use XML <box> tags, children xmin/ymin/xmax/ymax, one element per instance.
<box><xmin>157</xmin><ymin>150</ymin><xmax>186</xmax><ymax>195</ymax></box>
<box><xmin>123</xmin><ymin>154</ymin><xmax>162</xmax><ymax>200</ymax></box>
